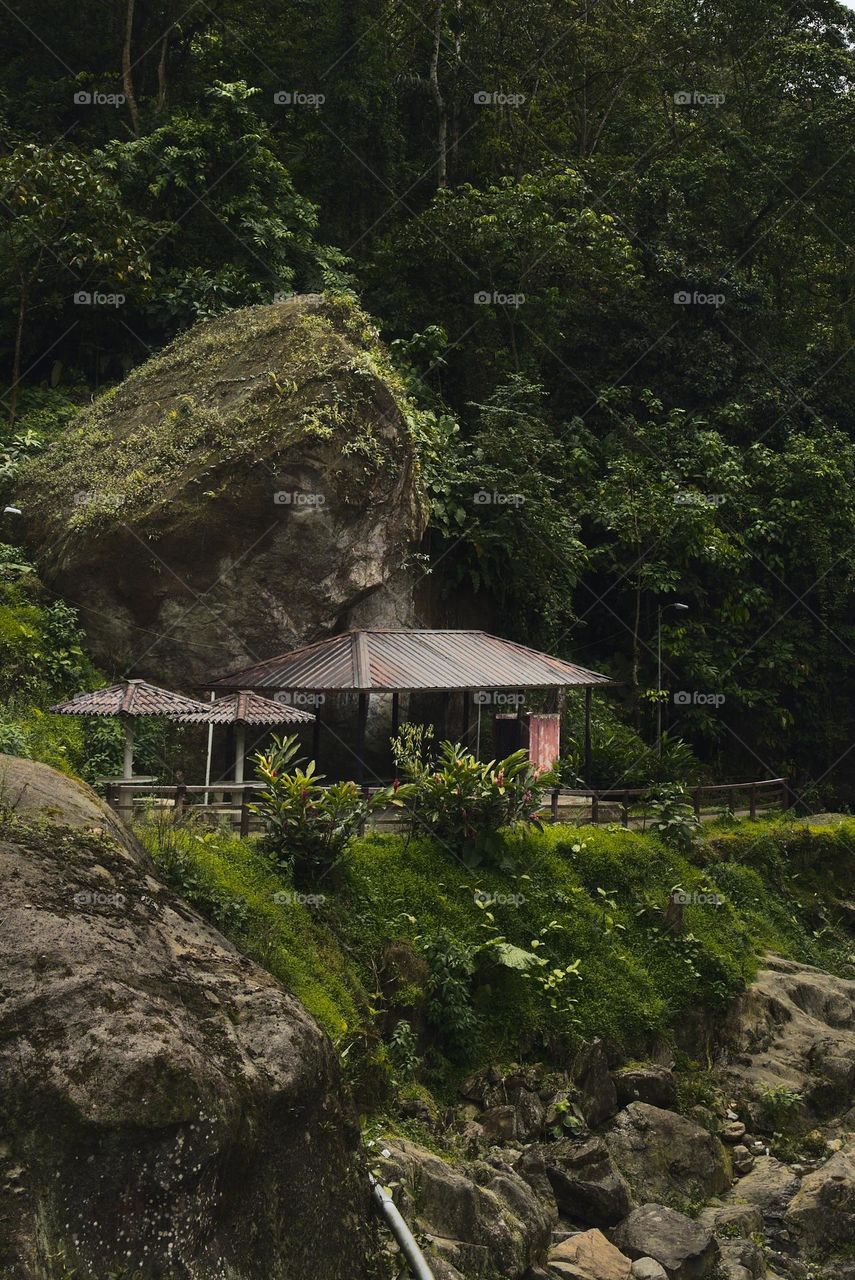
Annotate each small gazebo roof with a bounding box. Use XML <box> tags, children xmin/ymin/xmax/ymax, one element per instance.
<box><xmin>50</xmin><ymin>679</ymin><xmax>210</xmax><ymax>721</ymax></box>
<box><xmin>210</xmin><ymin>629</ymin><xmax>614</xmax><ymax>694</ymax></box>
<box><xmin>186</xmin><ymin>691</ymin><xmax>314</xmax><ymax>726</ymax></box>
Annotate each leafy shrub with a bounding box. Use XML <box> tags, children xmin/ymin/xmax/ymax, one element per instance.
<box><xmin>644</xmin><ymin>784</ymin><xmax>701</xmax><ymax>854</ymax></box>
<box><xmin>252</xmin><ymin>734</ymin><xmax>398</xmax><ymax>886</ymax></box>
<box><xmin>395</xmin><ymin>738</ymin><xmax>550</xmax><ymax>866</ymax></box>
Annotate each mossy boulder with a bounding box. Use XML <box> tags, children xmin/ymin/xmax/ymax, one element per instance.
<box><xmin>0</xmin><ymin>755</ymin><xmax>381</xmax><ymax>1279</ymax></box>
<box><xmin>20</xmin><ymin>293</ymin><xmax>425</xmax><ymax>684</ymax></box>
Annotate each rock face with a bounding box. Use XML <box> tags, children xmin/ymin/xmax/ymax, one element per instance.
<box><xmin>721</xmin><ymin>956</ymin><xmax>855</xmax><ymax>1127</ymax></box>
<box><xmin>612</xmin><ymin>1205</ymin><xmax>719</xmax><ymax>1280</ymax></box>
<box><xmin>21</xmin><ymin>295</ymin><xmax>425</xmax><ymax>686</ymax></box>
<box><xmin>376</xmin><ymin>1138</ymin><xmax>553</xmax><ymax>1279</ymax></box>
<box><xmin>784</xmin><ymin>1143</ymin><xmax>855</xmax><ymax>1252</ymax></box>
<box><xmin>605</xmin><ymin>1104</ymin><xmax>730</xmax><ymax>1205</ymax></box>
<box><xmin>613</xmin><ymin>1066</ymin><xmax>677</xmax><ymax>1112</ymax></box>
<box><xmin>0</xmin><ymin>755</ymin><xmax>380</xmax><ymax>1280</ymax></box>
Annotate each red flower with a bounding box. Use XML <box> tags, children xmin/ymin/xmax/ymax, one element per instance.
<box><xmin>392</xmin><ymin>778</ymin><xmax>400</xmax><ymax>792</ymax></box>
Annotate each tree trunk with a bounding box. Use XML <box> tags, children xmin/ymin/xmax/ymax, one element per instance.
<box><xmin>156</xmin><ymin>28</ymin><xmax>170</xmax><ymax>113</ymax></box>
<box><xmin>122</xmin><ymin>0</ymin><xmax>141</xmax><ymax>135</ymax></box>
<box><xmin>429</xmin><ymin>0</ymin><xmax>447</xmax><ymax>187</ymax></box>
<box><xmin>9</xmin><ymin>280</ymin><xmax>28</xmax><ymax>425</ymax></box>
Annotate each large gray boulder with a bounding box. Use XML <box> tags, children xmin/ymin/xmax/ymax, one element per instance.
<box><xmin>612</xmin><ymin>1205</ymin><xmax>719</xmax><ymax>1280</ymax></box>
<box><xmin>605</xmin><ymin>1103</ymin><xmax>731</xmax><ymax>1205</ymax></box>
<box><xmin>0</xmin><ymin>755</ymin><xmax>380</xmax><ymax>1280</ymax></box>
<box><xmin>540</xmin><ymin>1135</ymin><xmax>634</xmax><ymax>1225</ymax></box>
<box><xmin>21</xmin><ymin>295</ymin><xmax>425</xmax><ymax>686</ymax></box>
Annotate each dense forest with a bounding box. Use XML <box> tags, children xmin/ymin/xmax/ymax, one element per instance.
<box><xmin>3</xmin><ymin>0</ymin><xmax>855</xmax><ymax>796</ymax></box>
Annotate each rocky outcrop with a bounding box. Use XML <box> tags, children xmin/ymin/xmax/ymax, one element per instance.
<box><xmin>612</xmin><ymin>1066</ymin><xmax>677</xmax><ymax>1111</ymax></box>
<box><xmin>376</xmin><ymin>1137</ymin><xmax>553</xmax><ymax>1279</ymax></box>
<box><xmin>612</xmin><ymin>1205</ymin><xmax>719</xmax><ymax>1280</ymax></box>
<box><xmin>721</xmin><ymin>957</ymin><xmax>855</xmax><ymax>1128</ymax></box>
<box><xmin>0</xmin><ymin>755</ymin><xmax>380</xmax><ymax>1280</ymax></box>
<box><xmin>20</xmin><ymin>295</ymin><xmax>425</xmax><ymax>686</ymax></box>
<box><xmin>604</xmin><ymin>1104</ymin><xmax>731</xmax><ymax>1205</ymax></box>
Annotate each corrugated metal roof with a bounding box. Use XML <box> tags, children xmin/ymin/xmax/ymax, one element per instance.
<box><xmin>183</xmin><ymin>691</ymin><xmax>314</xmax><ymax>726</ymax></box>
<box><xmin>211</xmin><ymin>630</ymin><xmax>615</xmax><ymax>693</ymax></box>
<box><xmin>50</xmin><ymin>680</ymin><xmax>211</xmax><ymax>720</ymax></box>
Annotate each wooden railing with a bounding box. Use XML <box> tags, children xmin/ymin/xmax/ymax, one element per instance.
<box><xmin>104</xmin><ymin>776</ymin><xmax>791</xmax><ymax>833</ymax></box>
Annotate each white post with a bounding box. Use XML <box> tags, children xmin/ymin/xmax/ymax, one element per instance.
<box><xmin>122</xmin><ymin>718</ymin><xmax>135</xmax><ymax>780</ymax></box>
<box><xmin>234</xmin><ymin>723</ymin><xmax>246</xmax><ymax>784</ymax></box>
<box><xmin>203</xmin><ymin>691</ymin><xmax>215</xmax><ymax>805</ymax></box>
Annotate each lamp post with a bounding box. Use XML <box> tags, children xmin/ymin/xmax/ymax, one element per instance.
<box><xmin>657</xmin><ymin>602</ymin><xmax>689</xmax><ymax>754</ymax></box>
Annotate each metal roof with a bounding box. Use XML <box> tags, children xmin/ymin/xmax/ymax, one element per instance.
<box><xmin>50</xmin><ymin>679</ymin><xmax>212</xmax><ymax>721</ymax></box>
<box><xmin>210</xmin><ymin>630</ymin><xmax>614</xmax><ymax>693</ymax></box>
<box><xmin>183</xmin><ymin>691</ymin><xmax>314</xmax><ymax>726</ymax></box>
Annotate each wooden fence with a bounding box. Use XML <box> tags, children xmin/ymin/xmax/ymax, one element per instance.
<box><xmin>104</xmin><ymin>776</ymin><xmax>791</xmax><ymax>834</ymax></box>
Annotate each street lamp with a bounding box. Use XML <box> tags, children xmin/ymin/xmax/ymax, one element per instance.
<box><xmin>657</xmin><ymin>602</ymin><xmax>689</xmax><ymax>754</ymax></box>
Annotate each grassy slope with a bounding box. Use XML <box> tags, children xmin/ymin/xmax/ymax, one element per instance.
<box><xmin>139</xmin><ymin>815</ymin><xmax>855</xmax><ymax>1108</ymax></box>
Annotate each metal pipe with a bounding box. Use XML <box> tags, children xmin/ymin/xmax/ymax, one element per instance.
<box><xmin>369</xmin><ymin>1177</ymin><xmax>435</xmax><ymax>1280</ymax></box>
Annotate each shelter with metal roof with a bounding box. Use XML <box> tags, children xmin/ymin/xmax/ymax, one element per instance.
<box><xmin>211</xmin><ymin>630</ymin><xmax>615</xmax><ymax>781</ymax></box>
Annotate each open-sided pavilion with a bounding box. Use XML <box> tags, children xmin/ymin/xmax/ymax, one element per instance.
<box><xmin>209</xmin><ymin>629</ymin><xmax>615</xmax><ymax>781</ymax></box>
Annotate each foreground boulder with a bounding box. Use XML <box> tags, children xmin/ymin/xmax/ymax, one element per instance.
<box><xmin>605</xmin><ymin>1103</ymin><xmax>730</xmax><ymax>1204</ymax></box>
<box><xmin>612</xmin><ymin>1205</ymin><xmax>719</xmax><ymax>1280</ymax></box>
<box><xmin>0</xmin><ymin>756</ymin><xmax>380</xmax><ymax>1280</ymax></box>
<box><xmin>21</xmin><ymin>295</ymin><xmax>424</xmax><ymax>685</ymax></box>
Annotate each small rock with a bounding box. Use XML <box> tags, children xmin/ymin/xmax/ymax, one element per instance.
<box><xmin>480</xmin><ymin>1105</ymin><xmax>518</xmax><ymax>1143</ymax></box>
<box><xmin>731</xmin><ymin>1145</ymin><xmax>755</xmax><ymax>1175</ymax></box>
<box><xmin>721</xmin><ymin>1121</ymin><xmax>747</xmax><ymax>1143</ymax></box>
<box><xmin>541</xmin><ymin>1135</ymin><xmax>634</xmax><ymax>1227</ymax></box>
<box><xmin>631</xmin><ymin>1259</ymin><xmax>669</xmax><ymax>1280</ymax></box>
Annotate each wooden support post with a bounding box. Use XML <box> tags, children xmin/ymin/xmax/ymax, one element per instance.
<box><xmin>551</xmin><ymin>787</ymin><xmax>559</xmax><ymax>823</ymax></box>
<box><xmin>122</xmin><ymin>716</ymin><xmax>135</xmax><ymax>780</ymax></box>
<box><xmin>591</xmin><ymin>790</ymin><xmax>599</xmax><ymax>825</ymax></box>
<box><xmin>462</xmin><ymin>690</ymin><xmax>470</xmax><ymax>744</ymax></box>
<box><xmin>584</xmin><ymin>687</ymin><xmax>592</xmax><ymax>783</ymax></box>
<box><xmin>240</xmin><ymin>791</ymin><xmax>251</xmax><ymax>838</ymax></box>
<box><xmin>749</xmin><ymin>784</ymin><xmax>757</xmax><ymax>820</ymax></box>
<box><xmin>693</xmin><ymin>787</ymin><xmax>701</xmax><ymax>817</ymax></box>
<box><xmin>622</xmin><ymin>801</ymin><xmax>629</xmax><ymax>828</ymax></box>
<box><xmin>440</xmin><ymin>691</ymin><xmax>450</xmax><ymax>740</ymax></box>
<box><xmin>356</xmin><ymin>692</ymin><xmax>369</xmax><ymax>784</ymax></box>
<box><xmin>391</xmin><ymin>691</ymin><xmax>400</xmax><ymax>740</ymax></box>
